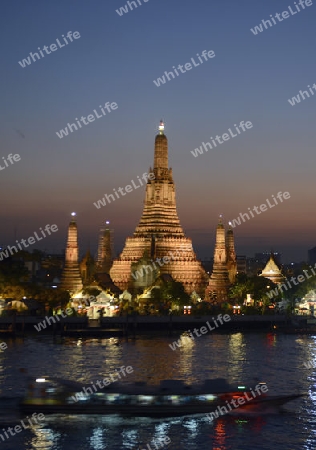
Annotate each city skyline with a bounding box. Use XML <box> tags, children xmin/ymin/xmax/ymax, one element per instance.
<box><xmin>1</xmin><ymin>0</ymin><xmax>316</xmax><ymax>263</ymax></box>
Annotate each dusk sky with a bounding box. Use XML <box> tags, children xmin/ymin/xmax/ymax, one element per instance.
<box><xmin>1</xmin><ymin>0</ymin><xmax>316</xmax><ymax>263</ymax></box>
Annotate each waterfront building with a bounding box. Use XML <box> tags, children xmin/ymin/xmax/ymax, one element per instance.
<box><xmin>308</xmin><ymin>246</ymin><xmax>316</xmax><ymax>266</ymax></box>
<box><xmin>236</xmin><ymin>255</ymin><xmax>247</xmax><ymax>274</ymax></box>
<box><xmin>110</xmin><ymin>121</ymin><xmax>207</xmax><ymax>294</ymax></box>
<box><xmin>255</xmin><ymin>252</ymin><xmax>282</xmax><ymax>266</ymax></box>
<box><xmin>259</xmin><ymin>253</ymin><xmax>285</xmax><ymax>285</ymax></box>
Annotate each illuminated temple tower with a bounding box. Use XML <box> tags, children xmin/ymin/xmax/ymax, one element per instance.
<box><xmin>95</xmin><ymin>221</ymin><xmax>113</xmax><ymax>275</ymax></box>
<box><xmin>60</xmin><ymin>213</ymin><xmax>83</xmax><ymax>293</ymax></box>
<box><xmin>110</xmin><ymin>121</ymin><xmax>207</xmax><ymax>294</ymax></box>
<box><xmin>206</xmin><ymin>217</ymin><xmax>230</xmax><ymax>303</ymax></box>
<box><xmin>226</xmin><ymin>223</ymin><xmax>237</xmax><ymax>284</ymax></box>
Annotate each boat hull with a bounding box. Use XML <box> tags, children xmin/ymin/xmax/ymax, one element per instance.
<box><xmin>19</xmin><ymin>394</ymin><xmax>303</xmax><ymax>418</ymax></box>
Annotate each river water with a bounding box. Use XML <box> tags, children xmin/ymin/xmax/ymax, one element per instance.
<box><xmin>0</xmin><ymin>331</ymin><xmax>315</xmax><ymax>450</ymax></box>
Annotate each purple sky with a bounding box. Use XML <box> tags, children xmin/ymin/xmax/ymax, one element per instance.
<box><xmin>1</xmin><ymin>0</ymin><xmax>316</xmax><ymax>263</ymax></box>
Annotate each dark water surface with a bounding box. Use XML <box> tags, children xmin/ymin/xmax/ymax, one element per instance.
<box><xmin>0</xmin><ymin>331</ymin><xmax>316</xmax><ymax>449</ymax></box>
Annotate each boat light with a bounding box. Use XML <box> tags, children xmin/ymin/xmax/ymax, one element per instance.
<box><xmin>36</xmin><ymin>378</ymin><xmax>46</xmax><ymax>383</ymax></box>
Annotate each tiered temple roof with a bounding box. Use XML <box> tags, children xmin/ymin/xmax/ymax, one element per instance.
<box><xmin>110</xmin><ymin>122</ymin><xmax>207</xmax><ymax>294</ymax></box>
<box><xmin>260</xmin><ymin>253</ymin><xmax>285</xmax><ymax>284</ymax></box>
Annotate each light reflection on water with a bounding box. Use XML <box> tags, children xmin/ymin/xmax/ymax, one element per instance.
<box><xmin>227</xmin><ymin>333</ymin><xmax>245</xmax><ymax>381</ymax></box>
<box><xmin>0</xmin><ymin>333</ymin><xmax>315</xmax><ymax>449</ymax></box>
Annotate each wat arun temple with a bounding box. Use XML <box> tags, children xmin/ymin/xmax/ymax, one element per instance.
<box><xmin>110</xmin><ymin>121</ymin><xmax>207</xmax><ymax>295</ymax></box>
<box><xmin>61</xmin><ymin>122</ymin><xmax>237</xmax><ymax>301</ymax></box>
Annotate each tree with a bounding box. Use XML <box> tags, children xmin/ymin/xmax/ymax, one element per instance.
<box><xmin>228</xmin><ymin>273</ymin><xmax>251</xmax><ymax>304</ymax></box>
<box><xmin>82</xmin><ymin>288</ymin><xmax>101</xmax><ymax>299</ymax></box>
<box><xmin>228</xmin><ymin>273</ymin><xmax>280</xmax><ymax>311</ymax></box>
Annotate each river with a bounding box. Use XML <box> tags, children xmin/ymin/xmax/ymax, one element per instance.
<box><xmin>0</xmin><ymin>331</ymin><xmax>315</xmax><ymax>449</ymax></box>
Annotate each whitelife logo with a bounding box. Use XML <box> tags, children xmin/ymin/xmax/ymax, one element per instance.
<box><xmin>288</xmin><ymin>81</ymin><xmax>316</xmax><ymax>106</ymax></box>
<box><xmin>303</xmin><ymin>360</ymin><xmax>316</xmax><ymax>369</ymax></box>
<box><xmin>18</xmin><ymin>31</ymin><xmax>81</xmax><ymax>68</ymax></box>
<box><xmin>207</xmin><ymin>383</ymin><xmax>268</xmax><ymax>422</ymax></box>
<box><xmin>93</xmin><ymin>172</ymin><xmax>155</xmax><ymax>209</ymax></box>
<box><xmin>136</xmin><ymin>436</ymin><xmax>171</xmax><ymax>450</ymax></box>
<box><xmin>190</xmin><ymin>121</ymin><xmax>253</xmax><ymax>157</ymax></box>
<box><xmin>0</xmin><ymin>413</ymin><xmax>46</xmax><ymax>442</ymax></box>
<box><xmin>250</xmin><ymin>0</ymin><xmax>313</xmax><ymax>35</ymax></box>
<box><xmin>34</xmin><ymin>307</ymin><xmax>74</xmax><ymax>332</ymax></box>
<box><xmin>131</xmin><ymin>250</ymin><xmax>182</xmax><ymax>280</ymax></box>
<box><xmin>116</xmin><ymin>0</ymin><xmax>150</xmax><ymax>16</ymax></box>
<box><xmin>0</xmin><ymin>225</ymin><xmax>58</xmax><ymax>261</ymax></box>
<box><xmin>266</xmin><ymin>264</ymin><xmax>316</xmax><ymax>299</ymax></box>
<box><xmin>0</xmin><ymin>153</ymin><xmax>21</xmax><ymax>172</ymax></box>
<box><xmin>34</xmin><ymin>296</ymin><xmax>99</xmax><ymax>332</ymax></box>
<box><xmin>229</xmin><ymin>192</ymin><xmax>291</xmax><ymax>228</ymax></box>
<box><xmin>169</xmin><ymin>314</ymin><xmax>231</xmax><ymax>351</ymax></box>
<box><xmin>153</xmin><ymin>49</ymin><xmax>215</xmax><ymax>87</ymax></box>
<box><xmin>70</xmin><ymin>366</ymin><xmax>134</xmax><ymax>402</ymax></box>
<box><xmin>56</xmin><ymin>102</ymin><xmax>118</xmax><ymax>139</ymax></box>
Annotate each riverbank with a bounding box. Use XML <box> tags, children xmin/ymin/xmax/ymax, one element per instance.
<box><xmin>0</xmin><ymin>314</ymin><xmax>312</xmax><ymax>337</ymax></box>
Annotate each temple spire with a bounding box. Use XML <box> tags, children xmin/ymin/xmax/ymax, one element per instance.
<box><xmin>158</xmin><ymin>120</ymin><xmax>164</xmax><ymax>135</ymax></box>
<box><xmin>96</xmin><ymin>220</ymin><xmax>113</xmax><ymax>274</ymax></box>
<box><xmin>226</xmin><ymin>221</ymin><xmax>237</xmax><ymax>284</ymax></box>
<box><xmin>60</xmin><ymin>212</ymin><xmax>83</xmax><ymax>293</ymax></box>
<box><xmin>154</xmin><ymin>120</ymin><xmax>168</xmax><ymax>170</ymax></box>
<box><xmin>206</xmin><ymin>218</ymin><xmax>230</xmax><ymax>303</ymax></box>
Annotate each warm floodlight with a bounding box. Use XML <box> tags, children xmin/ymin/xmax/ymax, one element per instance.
<box><xmin>158</xmin><ymin>120</ymin><xmax>164</xmax><ymax>134</ymax></box>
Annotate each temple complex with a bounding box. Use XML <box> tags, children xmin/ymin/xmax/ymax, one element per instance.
<box><xmin>110</xmin><ymin>121</ymin><xmax>207</xmax><ymax>294</ymax></box>
<box><xmin>260</xmin><ymin>253</ymin><xmax>285</xmax><ymax>284</ymax></box>
<box><xmin>60</xmin><ymin>213</ymin><xmax>83</xmax><ymax>293</ymax></box>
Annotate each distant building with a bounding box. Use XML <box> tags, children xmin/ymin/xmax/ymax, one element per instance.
<box><xmin>200</xmin><ymin>258</ymin><xmax>213</xmax><ymax>275</ymax></box>
<box><xmin>41</xmin><ymin>253</ymin><xmax>64</xmax><ymax>285</ymax></box>
<box><xmin>247</xmin><ymin>252</ymin><xmax>282</xmax><ymax>277</ymax></box>
<box><xmin>255</xmin><ymin>252</ymin><xmax>281</xmax><ymax>266</ymax></box>
<box><xmin>23</xmin><ymin>260</ymin><xmax>41</xmax><ymax>282</ymax></box>
<box><xmin>308</xmin><ymin>247</ymin><xmax>316</xmax><ymax>266</ymax></box>
<box><xmin>236</xmin><ymin>255</ymin><xmax>247</xmax><ymax>274</ymax></box>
